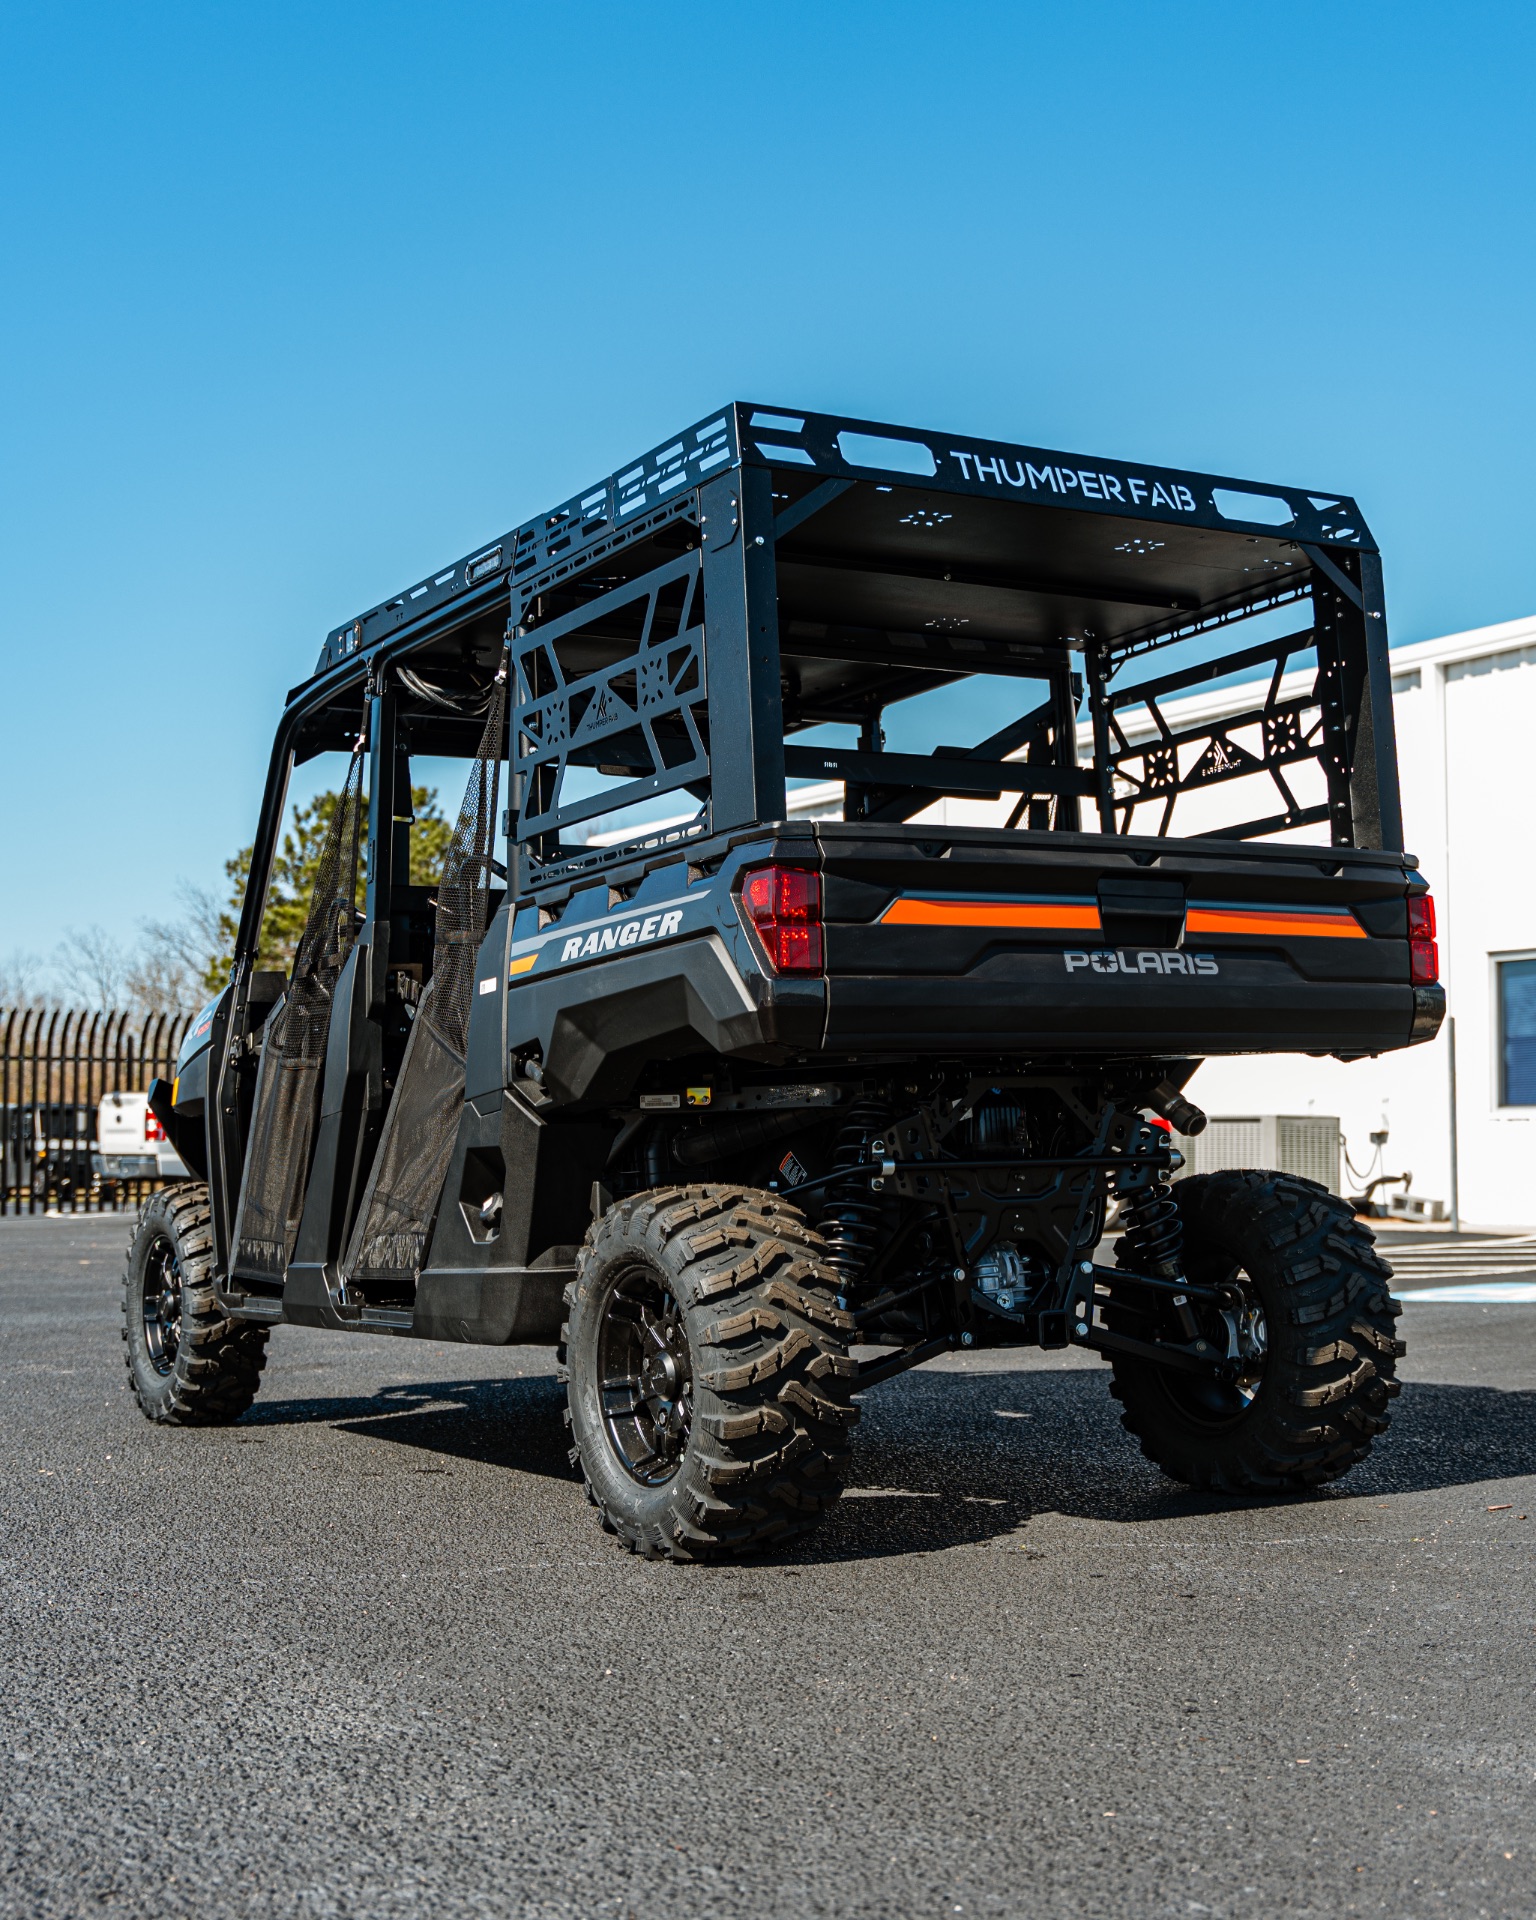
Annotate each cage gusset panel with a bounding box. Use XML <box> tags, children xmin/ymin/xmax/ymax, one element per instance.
<box><xmin>1089</xmin><ymin>625</ymin><xmax>1347</xmax><ymax>843</ymax></box>
<box><xmin>512</xmin><ymin>549</ymin><xmax>708</xmax><ymax>845</ymax></box>
<box><xmin>231</xmin><ymin>744</ymin><xmax>365</xmax><ymax>1282</ymax></box>
<box><xmin>344</xmin><ymin>678</ymin><xmax>506</xmax><ymax>1286</ymax></box>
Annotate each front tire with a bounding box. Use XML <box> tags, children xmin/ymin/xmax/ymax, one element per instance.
<box><xmin>122</xmin><ymin>1185</ymin><xmax>269</xmax><ymax>1424</ymax></box>
<box><xmin>1107</xmin><ymin>1170</ymin><xmax>1403</xmax><ymax>1493</ymax></box>
<box><xmin>562</xmin><ymin>1186</ymin><xmax>857</xmax><ymax>1560</ymax></box>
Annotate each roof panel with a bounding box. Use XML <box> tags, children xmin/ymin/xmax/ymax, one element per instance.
<box><xmin>303</xmin><ymin>401</ymin><xmax>1365</xmax><ymax>699</ymax></box>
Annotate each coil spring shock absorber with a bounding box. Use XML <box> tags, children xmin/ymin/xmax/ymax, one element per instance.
<box><xmin>1114</xmin><ymin>1127</ymin><xmax>1202</xmax><ymax>1340</ymax></box>
<box><xmin>817</xmin><ymin>1097</ymin><xmax>887</xmax><ymax>1286</ymax></box>
<box><xmin>1118</xmin><ymin>1177</ymin><xmax>1184</xmax><ymax>1277</ymax></box>
<box><xmin>1115</xmin><ymin>1128</ymin><xmax>1184</xmax><ymax>1280</ymax></box>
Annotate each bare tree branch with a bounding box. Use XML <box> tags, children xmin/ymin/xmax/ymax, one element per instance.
<box><xmin>124</xmin><ymin>947</ymin><xmax>200</xmax><ymax>1018</ymax></box>
<box><xmin>54</xmin><ymin>926</ymin><xmax>130</xmax><ymax>1010</ymax></box>
<box><xmin>139</xmin><ymin>881</ymin><xmax>225</xmax><ymax>1007</ymax></box>
<box><xmin>0</xmin><ymin>949</ymin><xmax>48</xmax><ymax>1009</ymax></box>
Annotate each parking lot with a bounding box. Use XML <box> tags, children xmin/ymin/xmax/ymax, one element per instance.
<box><xmin>3</xmin><ymin>1214</ymin><xmax>1533</xmax><ymax>1920</ymax></box>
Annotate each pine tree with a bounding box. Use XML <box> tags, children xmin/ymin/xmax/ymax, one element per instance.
<box><xmin>205</xmin><ymin>786</ymin><xmax>453</xmax><ymax>992</ymax></box>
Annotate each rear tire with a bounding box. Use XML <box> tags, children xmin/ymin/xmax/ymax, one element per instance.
<box><xmin>122</xmin><ymin>1184</ymin><xmax>269</xmax><ymax>1424</ymax></box>
<box><xmin>1107</xmin><ymin>1169</ymin><xmax>1404</xmax><ymax>1493</ymax></box>
<box><xmin>562</xmin><ymin>1185</ymin><xmax>857</xmax><ymax>1560</ymax></box>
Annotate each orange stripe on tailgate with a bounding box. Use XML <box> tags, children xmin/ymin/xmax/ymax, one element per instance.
<box><xmin>880</xmin><ymin>899</ymin><xmax>1103</xmax><ymax>931</ymax></box>
<box><xmin>1185</xmin><ymin>907</ymin><xmax>1366</xmax><ymax>940</ymax></box>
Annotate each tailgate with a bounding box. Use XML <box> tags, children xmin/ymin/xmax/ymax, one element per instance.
<box><xmin>814</xmin><ymin>823</ymin><xmax>1427</xmax><ymax>1057</ymax></box>
<box><xmin>98</xmin><ymin>1095</ymin><xmax>146</xmax><ymax>1152</ymax></box>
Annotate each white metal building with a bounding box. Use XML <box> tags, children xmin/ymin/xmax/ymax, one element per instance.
<box><xmin>1187</xmin><ymin>613</ymin><xmax>1536</xmax><ymax>1229</ymax></box>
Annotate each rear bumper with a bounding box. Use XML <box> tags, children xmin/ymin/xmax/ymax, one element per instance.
<box><xmin>98</xmin><ymin>1154</ymin><xmax>155</xmax><ymax>1178</ymax></box>
<box><xmin>823</xmin><ymin>949</ymin><xmax>1420</xmax><ymax>1057</ymax></box>
<box><xmin>1410</xmin><ymin>984</ymin><xmax>1447</xmax><ymax>1045</ymax></box>
<box><xmin>96</xmin><ymin>1152</ymin><xmax>189</xmax><ymax>1179</ymax></box>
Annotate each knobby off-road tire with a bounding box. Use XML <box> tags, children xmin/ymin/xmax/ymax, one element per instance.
<box><xmin>122</xmin><ymin>1184</ymin><xmax>269</xmax><ymax>1424</ymax></box>
<box><xmin>561</xmin><ymin>1185</ymin><xmax>858</xmax><ymax>1560</ymax></box>
<box><xmin>1108</xmin><ymin>1169</ymin><xmax>1404</xmax><ymax>1493</ymax></box>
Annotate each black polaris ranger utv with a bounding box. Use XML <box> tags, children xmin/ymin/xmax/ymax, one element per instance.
<box><xmin>125</xmin><ymin>404</ymin><xmax>1443</xmax><ymax>1559</ymax></box>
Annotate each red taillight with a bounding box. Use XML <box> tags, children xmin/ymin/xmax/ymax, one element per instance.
<box><xmin>1408</xmin><ymin>893</ymin><xmax>1439</xmax><ymax>986</ymax></box>
<box><xmin>740</xmin><ymin>865</ymin><xmax>823</xmax><ymax>974</ymax></box>
<box><xmin>144</xmin><ymin>1108</ymin><xmax>166</xmax><ymax>1143</ymax></box>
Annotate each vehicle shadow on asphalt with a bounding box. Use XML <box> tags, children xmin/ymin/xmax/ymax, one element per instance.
<box><xmin>239</xmin><ymin>1367</ymin><xmax>1536</xmax><ymax>1561</ymax></box>
<box><xmin>243</xmin><ymin>1375</ymin><xmax>574</xmax><ymax>1479</ymax></box>
<box><xmin>790</xmin><ymin>1371</ymin><xmax>1536</xmax><ymax>1563</ymax></box>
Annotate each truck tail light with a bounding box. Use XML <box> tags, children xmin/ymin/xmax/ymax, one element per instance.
<box><xmin>144</xmin><ymin>1108</ymin><xmax>166</xmax><ymax>1143</ymax></box>
<box><xmin>1408</xmin><ymin>893</ymin><xmax>1439</xmax><ymax>986</ymax></box>
<box><xmin>739</xmin><ymin>866</ymin><xmax>823</xmax><ymax>974</ymax></box>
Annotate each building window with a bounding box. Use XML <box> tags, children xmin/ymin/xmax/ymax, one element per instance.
<box><xmin>1498</xmin><ymin>956</ymin><xmax>1536</xmax><ymax>1106</ymax></box>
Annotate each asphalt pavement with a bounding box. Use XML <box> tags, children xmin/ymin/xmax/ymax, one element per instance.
<box><xmin>2</xmin><ymin>1213</ymin><xmax>1534</xmax><ymax>1920</ymax></box>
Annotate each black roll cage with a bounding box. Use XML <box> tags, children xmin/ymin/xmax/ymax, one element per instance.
<box><xmin>250</xmin><ymin>399</ymin><xmax>1400</xmax><ymax>936</ymax></box>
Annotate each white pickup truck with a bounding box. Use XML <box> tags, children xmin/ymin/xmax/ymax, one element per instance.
<box><xmin>95</xmin><ymin>1091</ymin><xmax>188</xmax><ymax>1182</ymax></box>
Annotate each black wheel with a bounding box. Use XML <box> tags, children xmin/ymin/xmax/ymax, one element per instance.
<box><xmin>562</xmin><ymin>1185</ymin><xmax>858</xmax><ymax>1560</ymax></box>
<box><xmin>1107</xmin><ymin>1170</ymin><xmax>1404</xmax><ymax>1493</ymax></box>
<box><xmin>122</xmin><ymin>1184</ymin><xmax>270</xmax><ymax>1425</ymax></box>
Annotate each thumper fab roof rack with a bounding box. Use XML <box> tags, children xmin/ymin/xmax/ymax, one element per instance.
<box><xmin>315</xmin><ymin>403</ymin><xmax>1375</xmax><ymax>680</ymax></box>
<box><xmin>302</xmin><ymin>403</ymin><xmax>1400</xmax><ymax>889</ymax></box>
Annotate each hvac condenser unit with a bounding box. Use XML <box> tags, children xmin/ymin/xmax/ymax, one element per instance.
<box><xmin>1178</xmin><ymin>1115</ymin><xmax>1342</xmax><ymax>1195</ymax></box>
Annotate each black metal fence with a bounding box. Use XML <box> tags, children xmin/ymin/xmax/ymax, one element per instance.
<box><xmin>1</xmin><ymin>1006</ymin><xmax>193</xmax><ymax>1215</ymax></box>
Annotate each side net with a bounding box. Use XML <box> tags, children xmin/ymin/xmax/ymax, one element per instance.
<box><xmin>344</xmin><ymin>675</ymin><xmax>506</xmax><ymax>1287</ymax></box>
<box><xmin>231</xmin><ymin>747</ymin><xmax>365</xmax><ymax>1283</ymax></box>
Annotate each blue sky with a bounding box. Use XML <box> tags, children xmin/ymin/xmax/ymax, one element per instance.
<box><xmin>2</xmin><ymin>1</ymin><xmax>1534</xmax><ymax>966</ymax></box>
